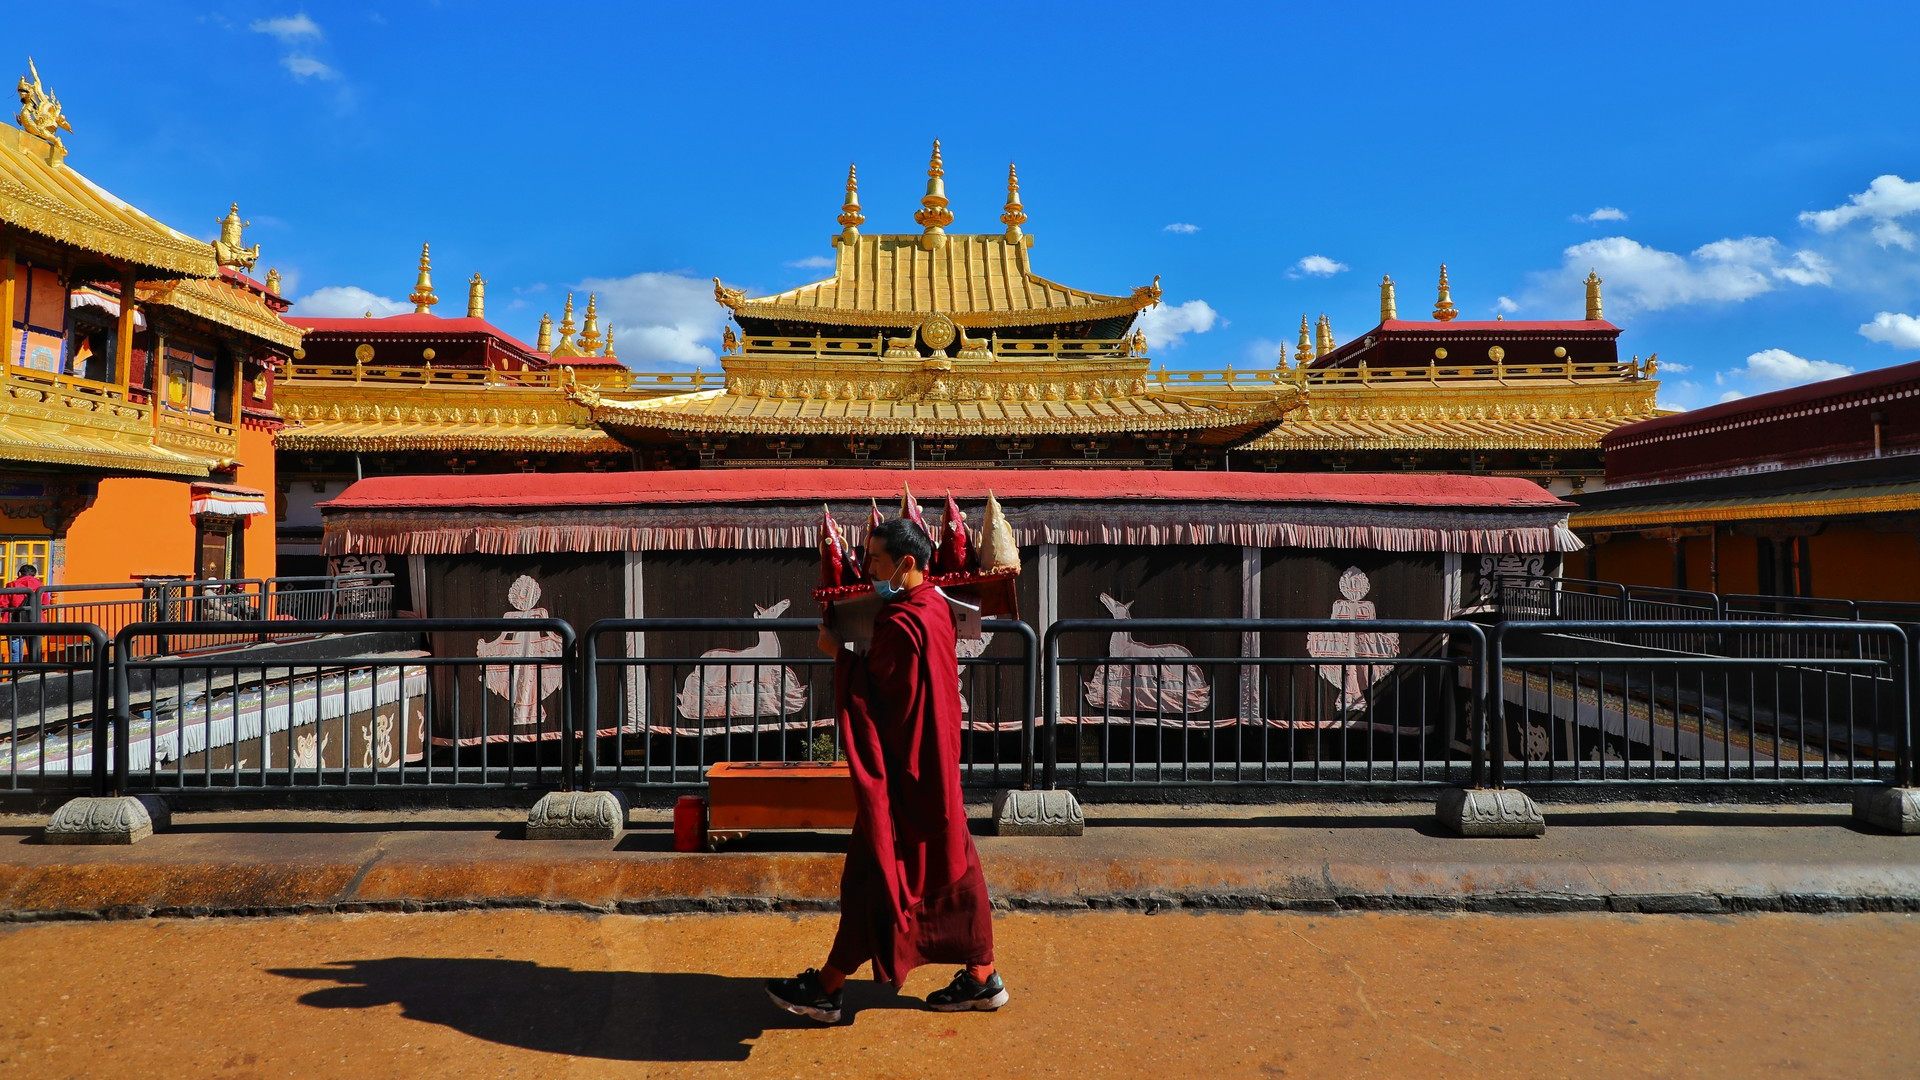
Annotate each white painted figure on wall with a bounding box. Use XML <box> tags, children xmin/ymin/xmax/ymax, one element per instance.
<box><xmin>477</xmin><ymin>575</ymin><xmax>566</xmax><ymax>728</ymax></box>
<box><xmin>676</xmin><ymin>599</ymin><xmax>809</xmax><ymax>722</ymax></box>
<box><xmin>1084</xmin><ymin>593</ymin><xmax>1211</xmax><ymax>715</ymax></box>
<box><xmin>1306</xmin><ymin>567</ymin><xmax>1400</xmax><ymax>710</ymax></box>
<box><xmin>955</xmin><ymin>629</ymin><xmax>994</xmax><ymax>714</ymax></box>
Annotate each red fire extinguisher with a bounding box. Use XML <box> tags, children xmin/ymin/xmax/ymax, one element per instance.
<box><xmin>674</xmin><ymin>794</ymin><xmax>709</xmax><ymax>853</ymax></box>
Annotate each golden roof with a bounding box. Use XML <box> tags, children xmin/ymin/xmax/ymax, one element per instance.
<box><xmin>1</xmin><ymin>125</ymin><xmax>218</xmax><ymax>277</ymax></box>
<box><xmin>1250</xmin><ymin>415</ymin><xmax>1640</xmax><ymax>452</ymax></box>
<box><xmin>137</xmin><ymin>275</ymin><xmax>304</xmax><ymax>350</ymax></box>
<box><xmin>577</xmin><ymin>383</ymin><xmax>1295</xmax><ymax>440</ymax></box>
<box><xmin>716</xmin><ymin>234</ymin><xmax>1162</xmax><ymax>329</ymax></box>
<box><xmin>0</xmin><ymin>382</ymin><xmax>212</xmax><ymax>478</ymax></box>
<box><xmin>275</xmin><ymin>375</ymin><xmax>619</xmax><ymax>455</ymax></box>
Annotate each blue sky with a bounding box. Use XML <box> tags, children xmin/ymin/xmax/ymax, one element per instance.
<box><xmin>14</xmin><ymin>2</ymin><xmax>1920</xmax><ymax>408</ymax></box>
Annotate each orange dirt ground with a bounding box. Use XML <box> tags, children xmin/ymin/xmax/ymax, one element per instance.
<box><xmin>3</xmin><ymin>909</ymin><xmax>1916</xmax><ymax>1079</ymax></box>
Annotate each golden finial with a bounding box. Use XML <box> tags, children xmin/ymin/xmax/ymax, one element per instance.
<box><xmin>1432</xmin><ymin>264</ymin><xmax>1458</xmax><ymax>321</ymax></box>
<box><xmin>1585</xmin><ymin>269</ymin><xmax>1604</xmax><ymax>321</ymax></box>
<box><xmin>579</xmin><ymin>293</ymin><xmax>603</xmax><ymax>355</ymax></box>
<box><xmin>1298</xmin><ymin>315</ymin><xmax>1315</xmax><ymax>362</ymax></box>
<box><xmin>536</xmin><ymin>313</ymin><xmax>553</xmax><ymax>353</ymax></box>
<box><xmin>408</xmin><ymin>243</ymin><xmax>438</xmax><ymax>314</ymax></box>
<box><xmin>15</xmin><ymin>58</ymin><xmax>72</xmax><ymax>157</ymax></box>
<box><xmin>1001</xmin><ymin>163</ymin><xmax>1027</xmax><ymax>241</ymax></box>
<box><xmin>1316</xmin><ymin>314</ymin><xmax>1335</xmax><ymax>357</ymax></box>
<box><xmin>1277</xmin><ymin>341</ymin><xmax>1292</xmax><ymax>371</ymax></box>
<box><xmin>264</xmin><ymin>268</ymin><xmax>283</xmax><ymax>295</ymax></box>
<box><xmin>467</xmin><ymin>273</ymin><xmax>485</xmax><ymax>319</ymax></box>
<box><xmin>1380</xmin><ymin>275</ymin><xmax>1396</xmax><ymax>322</ymax></box>
<box><xmin>604</xmin><ymin>326</ymin><xmax>617</xmax><ymax>360</ymax></box>
<box><xmin>213</xmin><ymin>203</ymin><xmax>260</xmax><ymax>270</ymax></box>
<box><xmin>915</xmin><ymin>139</ymin><xmax>954</xmax><ymax>251</ymax></box>
<box><xmin>557</xmin><ymin>291</ymin><xmax>577</xmax><ymax>346</ymax></box>
<box><xmin>837</xmin><ymin>163</ymin><xmax>864</xmax><ymax>242</ymax></box>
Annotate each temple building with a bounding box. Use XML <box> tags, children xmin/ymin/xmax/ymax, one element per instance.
<box><xmin>1228</xmin><ymin>267</ymin><xmax>1662</xmax><ymax>494</ymax></box>
<box><xmin>1568</xmin><ymin>357</ymin><xmax>1920</xmax><ymax>600</ymax></box>
<box><xmin>572</xmin><ymin>145</ymin><xmax>1301</xmax><ymax>468</ymax></box>
<box><xmin>2</xmin><ymin>58</ymin><xmax>298</xmax><ymax>585</ymax></box>
<box><xmin>274</xmin><ymin>247</ymin><xmax>633</xmax><ymax>574</ymax></box>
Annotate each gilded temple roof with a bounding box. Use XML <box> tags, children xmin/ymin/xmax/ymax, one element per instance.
<box><xmin>138</xmin><ymin>273</ymin><xmax>305</xmax><ymax>350</ymax></box>
<box><xmin>1</xmin><ymin>124</ymin><xmax>219</xmax><ymax>277</ymax></box>
<box><xmin>718</xmin><ymin>234</ymin><xmax>1162</xmax><ymax>329</ymax></box>
<box><xmin>275</xmin><ymin>376</ymin><xmax>621</xmax><ymax>455</ymax></box>
<box><xmin>576</xmin><ymin>383</ymin><xmax>1299</xmax><ymax>444</ymax></box>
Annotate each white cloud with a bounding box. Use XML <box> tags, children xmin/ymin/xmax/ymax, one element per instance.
<box><xmin>1548</xmin><ymin>235</ymin><xmax>1830</xmax><ymax>316</ymax></box>
<box><xmin>1871</xmin><ymin>221</ymin><xmax>1917</xmax><ymax>251</ymax></box>
<box><xmin>293</xmin><ymin>286</ymin><xmax>409</xmax><ymax>318</ymax></box>
<box><xmin>786</xmin><ymin>255</ymin><xmax>834</xmax><ymax>269</ymax></box>
<box><xmin>1657</xmin><ymin>360</ymin><xmax>1690</xmax><ymax>373</ymax></box>
<box><xmin>251</xmin><ymin>13</ymin><xmax>322</xmax><ymax>41</ymax></box>
<box><xmin>575</xmin><ymin>271</ymin><xmax>730</xmax><ymax>368</ymax></box>
<box><xmin>1574</xmin><ymin>207</ymin><xmax>1628</xmax><ymax>223</ymax></box>
<box><xmin>1717</xmin><ymin>390</ymin><xmax>1746</xmax><ymax>403</ymax></box>
<box><xmin>1799</xmin><ymin>174</ymin><xmax>1920</xmax><ymax>236</ymax></box>
<box><xmin>1163</xmin><ymin>223</ymin><xmax>1200</xmax><ymax>234</ymax></box>
<box><xmin>1287</xmin><ymin>255</ymin><xmax>1348</xmax><ymax>278</ymax></box>
<box><xmin>1134</xmin><ymin>299</ymin><xmax>1220</xmax><ymax>350</ymax></box>
<box><xmin>1725</xmin><ymin>348</ymin><xmax>1854</xmax><ymax>390</ymax></box>
<box><xmin>281</xmin><ymin>55</ymin><xmax>339</xmax><ymax>80</ymax></box>
<box><xmin>1861</xmin><ymin>311</ymin><xmax>1920</xmax><ymax>349</ymax></box>
<box><xmin>1493</xmin><ymin>296</ymin><xmax>1519</xmax><ymax>314</ymax></box>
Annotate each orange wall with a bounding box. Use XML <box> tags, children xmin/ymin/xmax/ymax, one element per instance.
<box><xmin>1592</xmin><ymin>536</ymin><xmax>1674</xmax><ymax>589</ymax></box>
<box><xmin>62</xmin><ymin>477</ymin><xmax>197</xmax><ymax>584</ymax></box>
<box><xmin>236</xmin><ymin>424</ymin><xmax>277</xmax><ymax>580</ymax></box>
<box><xmin>1810</xmin><ymin>527</ymin><xmax>1920</xmax><ymax>602</ymax></box>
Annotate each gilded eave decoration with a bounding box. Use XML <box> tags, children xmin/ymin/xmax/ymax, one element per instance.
<box><xmin>138</xmin><ymin>277</ymin><xmax>304</xmax><ymax>350</ymax></box>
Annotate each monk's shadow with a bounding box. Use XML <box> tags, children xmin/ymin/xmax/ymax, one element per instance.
<box><xmin>270</xmin><ymin>957</ymin><xmax>913</xmax><ymax>1062</ymax></box>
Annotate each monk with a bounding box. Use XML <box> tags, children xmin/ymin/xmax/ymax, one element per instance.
<box><xmin>767</xmin><ymin>517</ymin><xmax>1006</xmax><ymax>1024</ymax></box>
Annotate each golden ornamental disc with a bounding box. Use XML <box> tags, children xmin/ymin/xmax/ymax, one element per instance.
<box><xmin>1487</xmin><ymin>345</ymin><xmax>1506</xmax><ymax>363</ymax></box>
<box><xmin>919</xmin><ymin>312</ymin><xmax>957</xmax><ymax>351</ymax></box>
<box><xmin>354</xmin><ymin>343</ymin><xmax>375</xmax><ymax>363</ymax></box>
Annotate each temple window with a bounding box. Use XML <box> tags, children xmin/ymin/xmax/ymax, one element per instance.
<box><xmin>9</xmin><ymin>263</ymin><xmax>68</xmax><ymax>374</ymax></box>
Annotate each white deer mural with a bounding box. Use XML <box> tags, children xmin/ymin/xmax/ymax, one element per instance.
<box><xmin>1084</xmin><ymin>593</ymin><xmax>1211</xmax><ymax>715</ymax></box>
<box><xmin>676</xmin><ymin>599</ymin><xmax>809</xmax><ymax>722</ymax></box>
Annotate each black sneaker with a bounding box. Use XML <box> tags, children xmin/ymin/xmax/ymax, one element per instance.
<box><xmin>925</xmin><ymin>968</ymin><xmax>1010</xmax><ymax>1012</ymax></box>
<box><xmin>767</xmin><ymin>968</ymin><xmax>843</xmax><ymax>1024</ymax></box>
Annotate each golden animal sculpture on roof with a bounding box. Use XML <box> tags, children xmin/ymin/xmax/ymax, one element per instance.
<box><xmin>213</xmin><ymin>203</ymin><xmax>261</xmax><ymax>270</ymax></box>
<box><xmin>14</xmin><ymin>58</ymin><xmax>71</xmax><ymax>151</ymax></box>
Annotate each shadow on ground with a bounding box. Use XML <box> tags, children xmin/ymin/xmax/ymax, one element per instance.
<box><xmin>271</xmin><ymin>957</ymin><xmax>911</xmax><ymax>1061</ymax></box>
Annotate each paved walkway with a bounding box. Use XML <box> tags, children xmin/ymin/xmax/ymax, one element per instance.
<box><xmin>3</xmin><ymin>802</ymin><xmax>1918</xmax><ymax>919</ymax></box>
<box><xmin>3</xmin><ymin>907</ymin><xmax>1916</xmax><ymax>1079</ymax></box>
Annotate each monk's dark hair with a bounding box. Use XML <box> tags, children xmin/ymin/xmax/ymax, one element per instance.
<box><xmin>871</xmin><ymin>517</ymin><xmax>933</xmax><ymax>570</ymax></box>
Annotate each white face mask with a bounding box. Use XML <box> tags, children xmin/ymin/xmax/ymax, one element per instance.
<box><xmin>872</xmin><ymin>564</ymin><xmax>907</xmax><ymax>600</ymax></box>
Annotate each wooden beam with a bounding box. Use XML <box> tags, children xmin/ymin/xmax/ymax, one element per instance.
<box><xmin>115</xmin><ymin>268</ymin><xmax>136</xmax><ymax>393</ymax></box>
<box><xmin>0</xmin><ymin>244</ymin><xmax>14</xmax><ymax>383</ymax></box>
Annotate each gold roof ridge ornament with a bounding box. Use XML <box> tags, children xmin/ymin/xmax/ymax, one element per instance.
<box><xmin>1316</xmin><ymin>314</ymin><xmax>1335</xmax><ymax>357</ymax></box>
<box><xmin>1380</xmin><ymin>275</ymin><xmax>1396</xmax><ymax>321</ymax></box>
<box><xmin>468</xmin><ymin>273</ymin><xmax>485</xmax><ymax>319</ymax></box>
<box><xmin>409</xmin><ymin>243</ymin><xmax>437</xmax><ymax>314</ymax></box>
<box><xmin>1585</xmin><ymin>269</ymin><xmax>1604</xmax><ymax>321</ymax></box>
<box><xmin>836</xmin><ymin>163</ymin><xmax>864</xmax><ymax>243</ymax></box>
<box><xmin>265</xmin><ymin>268</ymin><xmax>283</xmax><ymax>295</ymax></box>
<box><xmin>579</xmin><ymin>293</ymin><xmax>603</xmax><ymax>356</ymax></box>
<box><xmin>14</xmin><ymin>58</ymin><xmax>72</xmax><ymax>160</ymax></box>
<box><xmin>1299</xmin><ymin>315</ymin><xmax>1315</xmax><ymax>362</ymax></box>
<box><xmin>1000</xmin><ymin>163</ymin><xmax>1027</xmax><ymax>242</ymax></box>
<box><xmin>603</xmin><ymin>326</ymin><xmax>617</xmax><ymax>360</ymax></box>
<box><xmin>1432</xmin><ymin>263</ymin><xmax>1458</xmax><ymax>322</ymax></box>
<box><xmin>536</xmin><ymin>312</ymin><xmax>553</xmax><ymax>353</ymax></box>
<box><xmin>213</xmin><ymin>203</ymin><xmax>260</xmax><ymax>271</ymax></box>
<box><xmin>549</xmin><ymin>291</ymin><xmax>580</xmax><ymax>356</ymax></box>
<box><xmin>914</xmin><ymin>139</ymin><xmax>954</xmax><ymax>251</ymax></box>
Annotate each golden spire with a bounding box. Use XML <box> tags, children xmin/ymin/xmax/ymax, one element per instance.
<box><xmin>1298</xmin><ymin>315</ymin><xmax>1315</xmax><ymax>361</ymax></box>
<box><xmin>557</xmin><ymin>291</ymin><xmax>577</xmax><ymax>347</ymax></box>
<box><xmin>1316</xmin><ymin>314</ymin><xmax>1335</xmax><ymax>357</ymax></box>
<box><xmin>1001</xmin><ymin>163</ymin><xmax>1027</xmax><ymax>241</ymax></box>
<box><xmin>1432</xmin><ymin>263</ymin><xmax>1457</xmax><ymax>322</ymax></box>
<box><xmin>579</xmin><ymin>293</ymin><xmax>603</xmax><ymax>356</ymax></box>
<box><xmin>264</xmin><ymin>268</ymin><xmax>283</xmax><ymax>296</ymax></box>
<box><xmin>1380</xmin><ymin>275</ymin><xmax>1396</xmax><ymax>321</ymax></box>
<box><xmin>408</xmin><ymin>243</ymin><xmax>438</xmax><ymax>314</ymax></box>
<box><xmin>536</xmin><ymin>312</ymin><xmax>553</xmax><ymax>353</ymax></box>
<box><xmin>837</xmin><ymin>163</ymin><xmax>864</xmax><ymax>242</ymax></box>
<box><xmin>1585</xmin><ymin>269</ymin><xmax>1604</xmax><ymax>321</ymax></box>
<box><xmin>914</xmin><ymin>139</ymin><xmax>954</xmax><ymax>251</ymax></box>
<box><xmin>467</xmin><ymin>273</ymin><xmax>485</xmax><ymax>319</ymax></box>
<box><xmin>603</xmin><ymin>326</ymin><xmax>617</xmax><ymax>360</ymax></box>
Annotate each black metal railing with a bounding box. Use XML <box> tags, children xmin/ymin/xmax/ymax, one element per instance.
<box><xmin>23</xmin><ymin>575</ymin><xmax>395</xmax><ymax>660</ymax></box>
<box><xmin>0</xmin><ymin>624</ymin><xmax>111</xmax><ymax>795</ymax></box>
<box><xmin>1042</xmin><ymin>619</ymin><xmax>1487</xmax><ymax>789</ymax></box>
<box><xmin>579</xmin><ymin>617</ymin><xmax>1038</xmax><ymax>791</ymax></box>
<box><xmin>1488</xmin><ymin>620</ymin><xmax>1911</xmax><ymax>789</ymax></box>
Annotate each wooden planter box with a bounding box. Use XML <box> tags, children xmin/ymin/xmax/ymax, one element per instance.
<box><xmin>705</xmin><ymin>761</ymin><xmax>857</xmax><ymax>845</ymax></box>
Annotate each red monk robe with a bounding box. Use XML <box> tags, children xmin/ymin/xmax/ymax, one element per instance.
<box><xmin>827</xmin><ymin>582</ymin><xmax>994</xmax><ymax>985</ymax></box>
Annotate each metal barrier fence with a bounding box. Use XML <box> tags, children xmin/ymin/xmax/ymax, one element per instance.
<box><xmin>580</xmin><ymin>618</ymin><xmax>1038</xmax><ymax>791</ymax></box>
<box><xmin>1490</xmin><ymin>620</ymin><xmax>1911</xmax><ymax>788</ymax></box>
<box><xmin>0</xmin><ymin>625</ymin><xmax>111</xmax><ymax>795</ymax></box>
<box><xmin>9</xmin><ymin>575</ymin><xmax>396</xmax><ymax>661</ymax></box>
<box><xmin>1041</xmin><ymin>619</ymin><xmax>1487</xmax><ymax>789</ymax></box>
<box><xmin>111</xmin><ymin>619</ymin><xmax>575</xmax><ymax>794</ymax></box>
